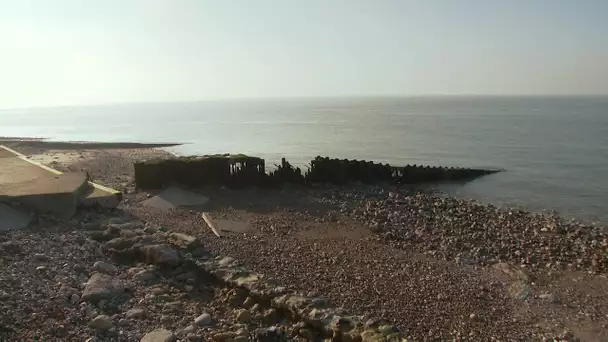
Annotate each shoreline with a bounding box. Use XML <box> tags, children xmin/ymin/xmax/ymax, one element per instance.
<box><xmin>1</xmin><ymin>145</ymin><xmax>607</xmax><ymax>340</ymax></box>
<box><xmin>2</xmin><ymin>136</ymin><xmax>604</xmax><ymax>225</ymax></box>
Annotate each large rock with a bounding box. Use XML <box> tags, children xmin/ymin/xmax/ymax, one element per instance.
<box><xmin>126</xmin><ymin>308</ymin><xmax>146</xmax><ymax>319</ymax></box>
<box><xmin>81</xmin><ymin>273</ymin><xmax>127</xmax><ymax>303</ymax></box>
<box><xmin>212</xmin><ymin>332</ymin><xmax>236</xmax><ymax>341</ymax></box>
<box><xmin>168</xmin><ymin>232</ymin><xmax>200</xmax><ymax>249</ymax></box>
<box><xmin>86</xmin><ymin>230</ymin><xmax>113</xmax><ymax>242</ymax></box>
<box><xmin>93</xmin><ymin>261</ymin><xmax>118</xmax><ymax>275</ymax></box>
<box><xmin>89</xmin><ymin>315</ymin><xmax>113</xmax><ymax>331</ymax></box>
<box><xmin>194</xmin><ymin>313</ymin><xmax>212</xmax><ymax>327</ymax></box>
<box><xmin>133</xmin><ymin>269</ymin><xmax>157</xmax><ymax>282</ymax></box>
<box><xmin>141</xmin><ymin>244</ymin><xmax>182</xmax><ymax>267</ymax></box>
<box><xmin>218</xmin><ymin>257</ymin><xmax>235</xmax><ymax>267</ymax></box>
<box><xmin>105</xmin><ymin>237</ymin><xmax>138</xmax><ymax>251</ymax></box>
<box><xmin>141</xmin><ymin>329</ymin><xmax>176</xmax><ymax>342</ymax></box>
<box><xmin>109</xmin><ymin>221</ymin><xmax>144</xmax><ymax>231</ymax></box>
<box><xmin>235</xmin><ymin>309</ymin><xmax>251</xmax><ymax>323</ymax></box>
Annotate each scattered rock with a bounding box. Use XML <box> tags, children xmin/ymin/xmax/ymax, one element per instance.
<box><xmin>364</xmin><ymin>318</ymin><xmax>379</xmax><ymax>329</ymax></box>
<box><xmin>70</xmin><ymin>293</ymin><xmax>80</xmax><ymax>304</ymax></box>
<box><xmin>144</xmin><ymin>223</ymin><xmax>161</xmax><ymax>234</ymax></box>
<box><xmin>235</xmin><ymin>309</ymin><xmax>251</xmax><ymax>323</ymax></box>
<box><xmin>141</xmin><ymin>244</ymin><xmax>182</xmax><ymax>267</ymax></box>
<box><xmin>194</xmin><ymin>313</ymin><xmax>212</xmax><ymax>327</ymax></box>
<box><xmin>83</xmin><ymin>304</ymin><xmax>99</xmax><ymax>318</ymax></box>
<box><xmin>298</xmin><ymin>328</ymin><xmax>314</xmax><ymax>340</ymax></box>
<box><xmin>120</xmin><ymin>229</ymin><xmax>139</xmax><ymax>238</ymax></box>
<box><xmin>242</xmin><ymin>296</ymin><xmax>255</xmax><ymax>308</ymax></box>
<box><xmin>86</xmin><ymin>231</ymin><xmax>111</xmax><ymax>242</ymax></box>
<box><xmin>89</xmin><ymin>315</ymin><xmax>113</xmax><ymax>331</ymax></box>
<box><xmin>378</xmin><ymin>325</ymin><xmax>396</xmax><ymax>335</ymax></box>
<box><xmin>235</xmin><ymin>328</ymin><xmax>249</xmax><ymax>337</ymax></box>
<box><xmin>163</xmin><ymin>301</ymin><xmax>181</xmax><ymax>313</ymax></box>
<box><xmin>361</xmin><ymin>330</ymin><xmax>382</xmax><ymax>341</ymax></box>
<box><xmin>81</xmin><ymin>273</ymin><xmax>127</xmax><ymax>303</ymax></box>
<box><xmin>110</xmin><ymin>221</ymin><xmax>144</xmax><ymax>231</ymax></box>
<box><xmin>226</xmin><ymin>288</ymin><xmax>248</xmax><ymax>307</ymax></box>
<box><xmin>134</xmin><ymin>270</ymin><xmax>156</xmax><ymax>282</ymax></box>
<box><xmin>218</xmin><ymin>257</ymin><xmax>235</xmax><ymax>267</ymax></box>
<box><xmin>262</xmin><ymin>308</ymin><xmax>278</xmax><ymax>324</ymax></box>
<box><xmin>185</xmin><ymin>333</ymin><xmax>202</xmax><ymax>341</ymax></box>
<box><xmin>559</xmin><ymin>330</ymin><xmax>575</xmax><ymax>340</ymax></box>
<box><xmin>181</xmin><ymin>325</ymin><xmax>196</xmax><ymax>335</ymax></box>
<box><xmin>168</xmin><ymin>232</ymin><xmax>200</xmax><ymax>249</ymax></box>
<box><xmin>126</xmin><ymin>308</ymin><xmax>146</xmax><ymax>319</ymax></box>
<box><xmin>212</xmin><ymin>332</ymin><xmax>236</xmax><ymax>341</ymax></box>
<box><xmin>105</xmin><ymin>237</ymin><xmax>137</xmax><ymax>251</ymax></box>
<box><xmin>82</xmin><ymin>222</ymin><xmax>103</xmax><ymax>231</ymax></box>
<box><xmin>141</xmin><ymin>328</ymin><xmax>176</xmax><ymax>342</ymax></box>
<box><xmin>93</xmin><ymin>261</ymin><xmax>118</xmax><ymax>275</ymax></box>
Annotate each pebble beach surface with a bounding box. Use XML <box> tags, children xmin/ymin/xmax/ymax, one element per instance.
<box><xmin>1</xmin><ymin>143</ymin><xmax>607</xmax><ymax>341</ymax></box>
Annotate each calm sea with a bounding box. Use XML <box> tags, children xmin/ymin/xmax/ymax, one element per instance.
<box><xmin>1</xmin><ymin>96</ymin><xmax>607</xmax><ymax>224</ymax></box>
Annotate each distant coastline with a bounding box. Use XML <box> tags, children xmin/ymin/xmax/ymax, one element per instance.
<box><xmin>0</xmin><ymin>137</ymin><xmax>182</xmax><ymax>150</ymax></box>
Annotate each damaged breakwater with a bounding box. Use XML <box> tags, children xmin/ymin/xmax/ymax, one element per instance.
<box><xmin>306</xmin><ymin>157</ymin><xmax>500</xmax><ymax>185</ymax></box>
<box><xmin>134</xmin><ymin>154</ymin><xmax>501</xmax><ymax>190</ymax></box>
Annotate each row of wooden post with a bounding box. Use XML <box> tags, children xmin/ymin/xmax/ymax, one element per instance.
<box><xmin>134</xmin><ymin>155</ymin><xmax>499</xmax><ymax>189</ymax></box>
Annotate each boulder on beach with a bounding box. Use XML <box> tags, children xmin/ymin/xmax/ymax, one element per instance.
<box><xmin>141</xmin><ymin>328</ymin><xmax>176</xmax><ymax>342</ymax></box>
<box><xmin>141</xmin><ymin>244</ymin><xmax>182</xmax><ymax>266</ymax></box>
<box><xmin>81</xmin><ymin>273</ymin><xmax>128</xmax><ymax>303</ymax></box>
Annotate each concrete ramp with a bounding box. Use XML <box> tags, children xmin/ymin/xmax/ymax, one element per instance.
<box><xmin>0</xmin><ymin>172</ymin><xmax>89</xmax><ymax>219</ymax></box>
<box><xmin>0</xmin><ymin>145</ymin><xmax>122</xmax><ymax>220</ymax></box>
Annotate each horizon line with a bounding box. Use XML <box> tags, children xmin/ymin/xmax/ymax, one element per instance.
<box><xmin>2</xmin><ymin>93</ymin><xmax>608</xmax><ymax>111</ymax></box>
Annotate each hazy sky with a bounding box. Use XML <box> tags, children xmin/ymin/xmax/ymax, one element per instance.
<box><xmin>1</xmin><ymin>0</ymin><xmax>607</xmax><ymax>107</ymax></box>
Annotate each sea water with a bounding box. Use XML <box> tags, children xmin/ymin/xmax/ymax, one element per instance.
<box><xmin>2</xmin><ymin>96</ymin><xmax>607</xmax><ymax>223</ymax></box>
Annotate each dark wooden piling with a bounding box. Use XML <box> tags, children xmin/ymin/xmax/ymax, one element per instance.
<box><xmin>134</xmin><ymin>154</ymin><xmax>502</xmax><ymax>190</ymax></box>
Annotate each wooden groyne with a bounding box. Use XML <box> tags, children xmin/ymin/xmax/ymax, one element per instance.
<box><xmin>134</xmin><ymin>154</ymin><xmax>501</xmax><ymax>190</ymax></box>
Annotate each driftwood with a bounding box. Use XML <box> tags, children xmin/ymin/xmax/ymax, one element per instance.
<box><xmin>202</xmin><ymin>212</ymin><xmax>221</xmax><ymax>238</ymax></box>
